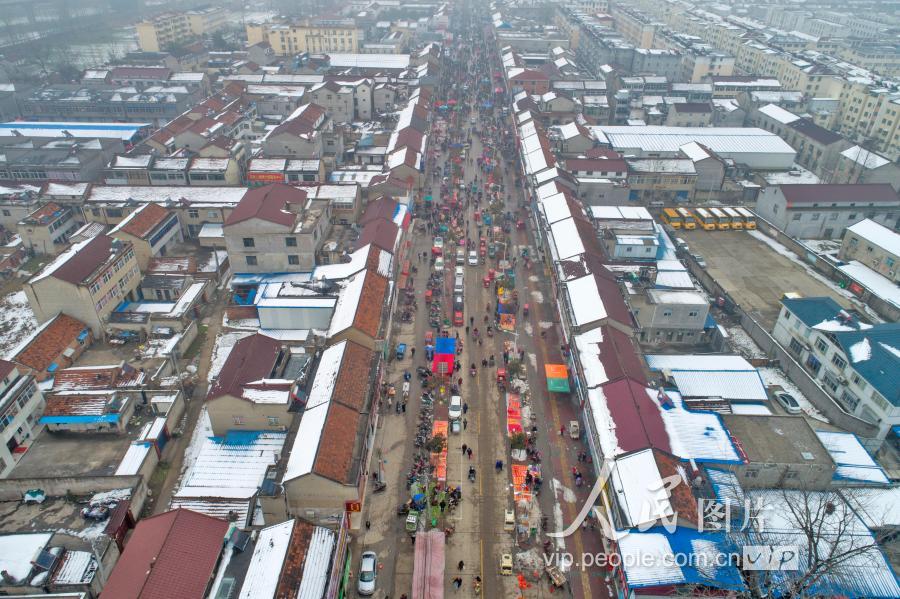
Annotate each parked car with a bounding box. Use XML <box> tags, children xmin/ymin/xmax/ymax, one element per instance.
<box><xmin>455</xmin><ymin>266</ymin><xmax>465</xmax><ymax>278</ymax></box>
<box><xmin>449</xmin><ymin>395</ymin><xmax>463</xmax><ymax>420</ymax></box>
<box><xmin>774</xmin><ymin>391</ymin><xmax>802</xmax><ymax>415</ymax></box>
<box><xmin>434</xmin><ymin>257</ymin><xmax>444</xmax><ymax>272</ymax></box>
<box><xmin>358</xmin><ymin>551</ymin><xmax>378</xmax><ymax>596</ymax></box>
<box><xmin>468</xmin><ymin>250</ymin><xmax>478</xmax><ymax>266</ymax></box>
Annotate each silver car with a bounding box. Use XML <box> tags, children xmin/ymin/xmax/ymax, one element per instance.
<box><xmin>774</xmin><ymin>391</ymin><xmax>802</xmax><ymax>415</ymax></box>
<box><xmin>357</xmin><ymin>551</ymin><xmax>377</xmax><ymax>596</ymax></box>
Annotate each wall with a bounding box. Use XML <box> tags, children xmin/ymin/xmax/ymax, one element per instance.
<box><xmin>206</xmin><ymin>394</ymin><xmax>292</xmax><ymax>437</ymax></box>
<box><xmin>285</xmin><ymin>474</ymin><xmax>357</xmax><ymax>526</ymax></box>
<box><xmin>0</xmin><ymin>475</ymin><xmax>146</xmax><ymax>508</ymax></box>
<box><xmin>683</xmin><ymin>252</ymin><xmax>881</xmax><ymax>445</ymax></box>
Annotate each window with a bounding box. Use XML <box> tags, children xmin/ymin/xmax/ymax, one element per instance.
<box><xmin>814</xmin><ymin>338</ymin><xmax>828</xmax><ymax>353</ymax></box>
<box><xmin>789</xmin><ymin>338</ymin><xmax>804</xmax><ymax>354</ymax></box>
<box><xmin>188</xmin><ymin>209</ymin><xmax>199</xmax><ymax>218</ymax></box>
<box><xmin>688</xmin><ymin>310</ymin><xmax>699</xmax><ymax>317</ymax></box>
<box><xmin>792</xmin><ymin>213</ymin><xmax>802</xmax><ymax>221</ymax></box>
<box><xmin>243</xmin><ymin>237</ymin><xmax>255</xmax><ymax>248</ymax></box>
<box><xmin>839</xmin><ymin>389</ymin><xmax>860</xmax><ymax>411</ymax></box>
<box><xmin>288</xmin><ymin>255</ymin><xmax>300</xmax><ymax>265</ymax></box>
<box><xmin>831</xmin><ymin>354</ymin><xmax>847</xmax><ymax>370</ymax></box>
<box><xmin>811</xmin><ymin>213</ymin><xmax>820</xmax><ymax>221</ymax></box>
<box><xmin>848</xmin><ymin>214</ymin><xmax>857</xmax><ymax>221</ymax></box>
<box><xmin>232</xmin><ymin>416</ymin><xmax>245</xmax><ymax>425</ymax></box>
<box><xmin>744</xmin><ymin>469</ymin><xmax>758</xmax><ymax>479</ymax></box>
<box><xmin>1</xmin><ymin>209</ymin><xmax>9</xmax><ymax>217</ymax></box>
<box><xmin>829</xmin><ymin>212</ymin><xmax>838</xmax><ymax>220</ymax></box>
<box><xmin>267</xmin><ymin>416</ymin><xmax>280</xmax><ymax>426</ymax></box>
<box><xmin>285</xmin><ymin>237</ymin><xmax>298</xmax><ymax>247</ymax></box>
<box><xmin>208</xmin><ymin>210</ymin><xmax>218</xmax><ymax>218</ymax></box>
<box><xmin>246</xmin><ymin>256</ymin><xmax>257</xmax><ymax>266</ymax></box>
<box><xmin>784</xmin><ymin>471</ymin><xmax>799</xmax><ymax>480</ymax></box>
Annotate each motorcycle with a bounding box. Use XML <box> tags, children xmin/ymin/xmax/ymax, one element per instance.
<box><xmin>373</xmin><ymin>481</ymin><xmax>387</xmax><ymax>493</ymax></box>
<box><xmin>468</xmin><ymin>466</ymin><xmax>476</xmax><ymax>482</ymax></box>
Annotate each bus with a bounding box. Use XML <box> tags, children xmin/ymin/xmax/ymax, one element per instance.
<box><xmin>676</xmin><ymin>207</ymin><xmax>697</xmax><ymax>230</ymax></box>
<box><xmin>722</xmin><ymin>207</ymin><xmax>743</xmax><ymax>230</ymax></box>
<box><xmin>708</xmin><ymin>207</ymin><xmax>730</xmax><ymax>230</ymax></box>
<box><xmin>661</xmin><ymin>208</ymin><xmax>683</xmax><ymax>229</ymax></box>
<box><xmin>693</xmin><ymin>208</ymin><xmax>717</xmax><ymax>231</ymax></box>
<box><xmin>734</xmin><ymin>206</ymin><xmax>757</xmax><ymax>230</ymax></box>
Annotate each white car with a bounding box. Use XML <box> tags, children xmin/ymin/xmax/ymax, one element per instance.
<box><xmin>434</xmin><ymin>257</ymin><xmax>444</xmax><ymax>272</ymax></box>
<box><xmin>774</xmin><ymin>391</ymin><xmax>802</xmax><ymax>415</ymax></box>
<box><xmin>468</xmin><ymin>250</ymin><xmax>479</xmax><ymax>266</ymax></box>
<box><xmin>455</xmin><ymin>266</ymin><xmax>465</xmax><ymax>278</ymax></box>
<box><xmin>449</xmin><ymin>395</ymin><xmax>463</xmax><ymax>420</ymax></box>
<box><xmin>357</xmin><ymin>551</ymin><xmax>378</xmax><ymax>596</ymax></box>
<box><xmin>433</xmin><ymin>236</ymin><xmax>444</xmax><ymax>251</ymax></box>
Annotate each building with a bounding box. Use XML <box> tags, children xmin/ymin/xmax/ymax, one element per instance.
<box><xmin>18</xmin><ymin>86</ymin><xmax>199</xmax><ymax>125</ymax></box>
<box><xmin>631</xmin><ymin>289</ymin><xmax>711</xmax><ymax>345</ymax></box>
<box><xmin>625</xmin><ymin>158</ymin><xmax>697</xmax><ymax>203</ymax></box>
<box><xmin>0</xmin><ymin>137</ymin><xmax>122</xmax><ymax>183</ymax></box>
<box><xmin>206</xmin><ymin>333</ymin><xmax>294</xmax><ymax>436</ymax></box>
<box><xmin>109</xmin><ymin>203</ymin><xmax>182</xmax><ymax>271</ymax></box>
<box><xmin>24</xmin><ymin>234</ymin><xmax>141</xmax><ymax>335</ymax></box>
<box><xmin>137</xmin><ymin>8</ymin><xmax>227</xmax><ymax>52</ymax></box>
<box><xmin>839</xmin><ymin>219</ymin><xmax>900</xmax><ymax>283</ymax></box>
<box><xmin>773</xmin><ymin>296</ymin><xmax>900</xmax><ymax>439</ymax></box>
<box><xmin>7</xmin><ymin>313</ymin><xmax>91</xmax><ymax>381</ymax></box>
<box><xmin>16</xmin><ymin>202</ymin><xmax>80</xmax><ymax>255</ymax></box>
<box><xmin>0</xmin><ymin>360</ymin><xmax>44</xmax><ymax>477</ymax></box>
<box><xmin>282</xmin><ymin>339</ymin><xmax>376</xmax><ymax>527</ymax></box>
<box><xmin>665</xmin><ymin>103</ymin><xmax>712</xmax><ymax>127</ymax></box>
<box><xmin>100</xmin><ymin>508</ymin><xmax>230</xmax><ymax>598</ymax></box>
<box><xmin>719</xmin><ymin>414</ymin><xmax>836</xmax><ymax>490</ymax></box>
<box><xmin>261</xmin><ymin>103</ymin><xmax>343</xmax><ymax>162</ymax></box>
<box><xmin>246</xmin><ymin>21</ymin><xmax>361</xmax><ymax>55</ymax></box>
<box><xmin>832</xmin><ymin>146</ymin><xmax>900</xmax><ymax>191</ymax></box>
<box><xmin>224</xmin><ymin>183</ymin><xmax>331</xmax><ymax>273</ymax></box>
<box><xmin>755</xmin><ymin>184</ymin><xmax>900</xmax><ymax>239</ymax></box>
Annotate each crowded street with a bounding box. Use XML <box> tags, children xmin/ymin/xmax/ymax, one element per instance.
<box><xmin>351</xmin><ymin>2</ymin><xmax>617</xmax><ymax>597</ymax></box>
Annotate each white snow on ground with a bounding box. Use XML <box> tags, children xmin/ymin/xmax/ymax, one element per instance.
<box><xmin>539</xmin><ymin>321</ymin><xmax>553</xmax><ymax>329</ymax></box>
<box><xmin>551</xmin><ymin>492</ymin><xmax>568</xmax><ymax>557</ymax></box>
<box><xmin>207</xmin><ymin>331</ymin><xmax>252</xmax><ymax>382</ymax></box>
<box><xmin>180</xmin><ymin>407</ymin><xmax>213</xmax><ymax>477</ymax></box>
<box><xmin>531</xmin><ymin>290</ymin><xmax>544</xmax><ymax>303</ymax></box>
<box><xmin>0</xmin><ymin>291</ymin><xmax>37</xmax><ymax>355</ymax></box>
<box><xmin>757</xmin><ymin>366</ymin><xmax>829</xmax><ymax>423</ymax></box>
<box><xmin>524</xmin><ymin>321</ymin><xmax>533</xmax><ymax>336</ymax></box>
<box><xmin>58</xmin><ymin>519</ymin><xmax>109</xmax><ymax>540</ymax></box>
<box><xmin>553</xmin><ymin>478</ymin><xmax>577</xmax><ymax>503</ymax></box>
<box><xmin>849</xmin><ymin>338</ymin><xmax>872</xmax><ymax>363</ymax></box>
<box><xmin>725</xmin><ymin>326</ymin><xmax>766</xmax><ymax>359</ymax></box>
<box><xmin>528</xmin><ymin>353</ymin><xmax>537</xmax><ymax>370</ymax></box>
<box><xmin>800</xmin><ymin>239</ymin><xmax>842</xmax><ymax>257</ymax></box>
<box><xmin>529</xmin><ymin>275</ymin><xmax>540</xmax><ymax>282</ymax></box>
<box><xmin>222</xmin><ymin>312</ymin><xmax>261</xmax><ymax>330</ymax></box>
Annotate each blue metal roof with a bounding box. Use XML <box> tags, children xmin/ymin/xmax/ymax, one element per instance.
<box><xmin>40</xmin><ymin>414</ymin><xmax>120</xmax><ymax>424</ymax></box>
<box><xmin>782</xmin><ymin>296</ymin><xmax>854</xmax><ymax>328</ymax></box>
<box><xmin>829</xmin><ymin>324</ymin><xmax>900</xmax><ymax>407</ymax></box>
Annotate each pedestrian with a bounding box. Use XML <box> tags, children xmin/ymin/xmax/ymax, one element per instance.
<box><xmin>458</xmin><ymin>560</ymin><xmax>465</xmax><ymax>571</ymax></box>
<box><xmin>465</xmin><ymin>326</ymin><xmax>470</xmax><ymax>335</ymax></box>
<box><xmin>365</xmin><ymin>520</ymin><xmax>371</xmax><ymax>530</ymax></box>
<box><xmin>560</xmin><ymin>425</ymin><xmax>565</xmax><ymax>436</ymax></box>
<box><xmin>453</xmin><ymin>577</ymin><xmax>462</xmax><ymax>590</ymax></box>
<box><xmin>467</xmin><ymin>448</ymin><xmax>473</xmax><ymax>459</ymax></box>
<box><xmin>496</xmin><ymin>459</ymin><xmax>503</xmax><ymax>471</ymax></box>
<box><xmin>463</xmin><ymin>402</ymin><xmax>468</xmax><ymax>414</ymax></box>
<box><xmin>402</xmin><ymin>402</ymin><xmax>407</xmax><ymax>413</ymax></box>
<box><xmin>463</xmin><ymin>418</ymin><xmax>468</xmax><ymax>430</ymax></box>
<box><xmin>440</xmin><ymin>500</ymin><xmax>447</xmax><ymax>513</ymax></box>
<box><xmin>462</xmin><ymin>443</ymin><xmax>468</xmax><ymax>455</ymax></box>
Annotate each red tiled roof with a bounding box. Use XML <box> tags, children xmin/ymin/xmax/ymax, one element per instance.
<box><xmin>394</xmin><ymin>128</ymin><xmax>425</xmax><ymax>151</ymax></box>
<box><xmin>314</xmin><ymin>402</ymin><xmax>362</xmax><ymax>483</ymax></box>
<box><xmin>355</xmin><ymin>218</ymin><xmax>398</xmax><ymax>253</ymax></box>
<box><xmin>565</xmin><ymin>158</ymin><xmax>627</xmax><ymax>173</ymax></box>
<box><xmin>780</xmin><ymin>184</ymin><xmax>898</xmax><ymax>205</ymax></box>
<box><xmin>274</xmin><ymin>520</ymin><xmax>314</xmax><ymax>597</ymax></box>
<box><xmin>14</xmin><ymin>313</ymin><xmax>88</xmax><ymax>373</ymax></box>
<box><xmin>580</xmin><ymin>325</ymin><xmax>646</xmax><ymax>386</ymax></box>
<box><xmin>47</xmin><ymin>234</ymin><xmax>118</xmax><ymax>285</ymax></box>
<box><xmin>116</xmin><ymin>203</ymin><xmax>171</xmax><ymax>240</ymax></box>
<box><xmin>360</xmin><ymin>196</ymin><xmax>398</xmax><ymax>227</ymax></box>
<box><xmin>602</xmin><ymin>377</ymin><xmax>671</xmax><ymax>455</ymax></box>
<box><xmin>207</xmin><ymin>333</ymin><xmax>281</xmax><ymax>400</ymax></box>
<box><xmin>224</xmin><ymin>183</ymin><xmax>306</xmax><ymax>228</ymax></box>
<box><xmin>0</xmin><ymin>359</ymin><xmax>15</xmax><ymax>382</ymax></box>
<box><xmin>353</xmin><ymin>272</ymin><xmax>387</xmax><ymax>339</ymax></box>
<box><xmin>509</xmin><ymin>69</ymin><xmax>550</xmax><ymax>82</ymax></box>
<box><xmin>270</xmin><ymin>104</ymin><xmax>327</xmax><ymax>137</ymax></box>
<box><xmin>100</xmin><ymin>508</ymin><xmax>229</xmax><ymax>599</ymax></box>
<box><xmin>672</xmin><ymin>102</ymin><xmax>712</xmax><ymax>113</ymax></box>
<box><xmin>331</xmin><ymin>340</ymin><xmax>374</xmax><ymax>413</ymax></box>
<box><xmin>24</xmin><ymin>202</ymin><xmax>67</xmax><ymax>226</ymax></box>
<box><xmin>53</xmin><ymin>363</ymin><xmax>144</xmax><ymax>391</ymax></box>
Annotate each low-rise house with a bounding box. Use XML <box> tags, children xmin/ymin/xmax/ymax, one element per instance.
<box><xmin>40</xmin><ymin>390</ymin><xmax>134</xmax><ymax>434</ymax></box>
<box><xmin>100</xmin><ymin>508</ymin><xmax>230</xmax><ymax>599</ymax></box>
<box><xmin>832</xmin><ymin>146</ymin><xmax>900</xmax><ymax>191</ymax></box>
<box><xmin>326</xmin><ymin>268</ymin><xmax>389</xmax><ymax>351</ymax></box>
<box><xmin>109</xmin><ymin>202</ymin><xmax>182</xmax><ymax>271</ymax></box>
<box><xmin>839</xmin><ymin>219</ymin><xmax>900</xmax><ymax>283</ymax></box>
<box><xmin>261</xmin><ymin>103</ymin><xmax>343</xmax><ymax>162</ymax></box>
<box><xmin>188</xmin><ymin>157</ymin><xmax>242</xmax><ymax>186</ymax></box>
<box><xmin>224</xmin><ymin>183</ymin><xmax>331</xmax><ymax>273</ymax></box>
<box><xmin>16</xmin><ymin>202</ymin><xmax>80</xmax><ymax>255</ymax></box>
<box><xmin>773</xmin><ymin>296</ymin><xmax>900</xmax><ymax>438</ymax></box>
<box><xmin>625</xmin><ymin>158</ymin><xmax>697</xmax><ymax>203</ymax></box>
<box><xmin>206</xmin><ymin>332</ymin><xmax>294</xmax><ymax>436</ymax></box>
<box><xmin>7</xmin><ymin>313</ymin><xmax>91</xmax><ymax>381</ymax></box>
<box><xmin>665</xmin><ymin>102</ymin><xmax>712</xmax><ymax>127</ymax></box>
<box><xmin>755</xmin><ymin>184</ymin><xmax>900</xmax><ymax>239</ymax></box>
<box><xmin>678</xmin><ymin>142</ymin><xmax>725</xmax><ymax>192</ymax></box>
<box><xmin>631</xmin><ymin>289</ymin><xmax>712</xmax><ymax>345</ymax></box>
<box><xmin>0</xmin><ymin>360</ymin><xmax>44</xmax><ymax>477</ymax></box>
<box><xmin>282</xmin><ymin>339</ymin><xmax>377</xmax><ymax>528</ymax></box>
<box><xmin>720</xmin><ymin>414</ymin><xmax>836</xmax><ymax>489</ymax></box>
<box><xmin>24</xmin><ymin>234</ymin><xmax>141</xmax><ymax>336</ymax></box>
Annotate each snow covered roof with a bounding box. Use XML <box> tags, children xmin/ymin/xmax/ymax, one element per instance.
<box><xmin>239</xmin><ymin>520</ymin><xmax>294</xmax><ymax>599</ymax></box>
<box><xmin>0</xmin><ymin>533</ymin><xmax>52</xmax><ymax>583</ymax></box>
<box><xmin>840</xmin><ymin>145</ymin><xmax>890</xmax><ymax>169</ymax></box>
<box><xmin>563</xmin><ymin>273</ymin><xmax>607</xmax><ymax>327</ymax></box>
<box><xmin>846</xmin><ymin>219</ymin><xmax>900</xmax><ymax>258</ymax></box>
<box><xmin>816</xmin><ymin>430</ymin><xmax>889</xmax><ymax>484</ymax></box>
<box><xmin>646</xmin><ymin>354</ymin><xmax>754</xmax><ymax>372</ymax></box>
<box><xmin>758</xmin><ymin>103</ymin><xmax>800</xmax><ymax>124</ymax></box>
<box><xmin>837</xmin><ymin>261</ymin><xmax>900</xmax><ymax>310</ymax></box>
<box><xmin>669</xmin><ymin>369</ymin><xmax>768</xmax><ymax>401</ymax></box>
<box><xmin>115</xmin><ymin>441</ymin><xmax>153</xmax><ymax>475</ymax></box>
<box><xmin>611</xmin><ymin>449</ymin><xmax>674</xmax><ymax>528</ymax></box>
<box><xmin>548</xmin><ymin>217</ymin><xmax>585</xmax><ymax>261</ymax></box>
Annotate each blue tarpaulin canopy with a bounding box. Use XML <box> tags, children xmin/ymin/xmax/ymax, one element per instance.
<box><xmin>434</xmin><ymin>337</ymin><xmax>456</xmax><ymax>355</ymax></box>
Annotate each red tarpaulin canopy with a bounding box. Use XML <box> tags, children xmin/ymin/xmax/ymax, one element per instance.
<box><xmin>432</xmin><ymin>353</ymin><xmax>454</xmax><ymax>375</ymax></box>
<box><xmin>411</xmin><ymin>530</ymin><xmax>445</xmax><ymax>599</ymax></box>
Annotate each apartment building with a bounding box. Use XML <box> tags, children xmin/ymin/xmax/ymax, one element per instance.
<box><xmin>755</xmin><ymin>184</ymin><xmax>900</xmax><ymax>239</ymax></box>
<box><xmin>137</xmin><ymin>8</ymin><xmax>227</xmax><ymax>53</ymax></box>
<box><xmin>773</xmin><ymin>297</ymin><xmax>899</xmax><ymax>439</ymax></box>
<box><xmin>16</xmin><ymin>203</ymin><xmax>80</xmax><ymax>256</ymax></box>
<box><xmin>610</xmin><ymin>6</ymin><xmax>657</xmax><ymax>49</ymax></box>
<box><xmin>223</xmin><ymin>183</ymin><xmax>331</xmax><ymax>273</ymax></box>
<box><xmin>24</xmin><ymin>234</ymin><xmax>141</xmax><ymax>335</ymax></box>
<box><xmin>0</xmin><ymin>360</ymin><xmax>45</xmax><ymax>477</ymax></box>
<box><xmin>246</xmin><ymin>21</ymin><xmax>361</xmax><ymax>56</ymax></box>
<box><xmin>839</xmin><ymin>219</ymin><xmax>900</xmax><ymax>283</ymax></box>
<box><xmin>831</xmin><ymin>146</ymin><xmax>900</xmax><ymax>190</ymax></box>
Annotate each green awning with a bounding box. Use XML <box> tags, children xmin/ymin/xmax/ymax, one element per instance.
<box><xmin>546</xmin><ymin>377</ymin><xmax>570</xmax><ymax>393</ymax></box>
